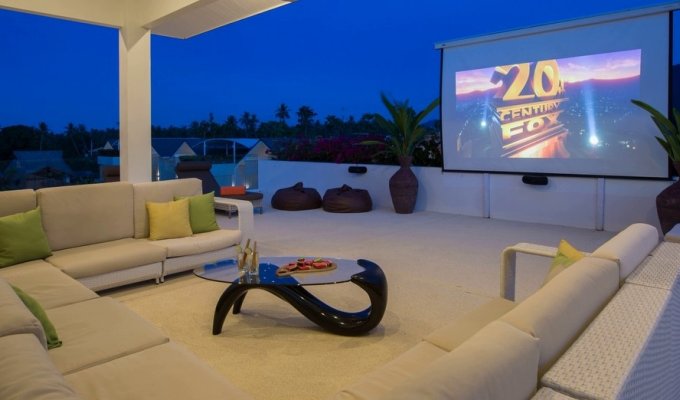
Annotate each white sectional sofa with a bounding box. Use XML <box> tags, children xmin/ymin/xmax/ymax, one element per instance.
<box><xmin>332</xmin><ymin>223</ymin><xmax>680</xmax><ymax>400</ymax></box>
<box><xmin>0</xmin><ymin>178</ymin><xmax>254</xmax><ymax>399</ymax></box>
<box><xmin>0</xmin><ymin>178</ymin><xmax>253</xmax><ymax>291</ymax></box>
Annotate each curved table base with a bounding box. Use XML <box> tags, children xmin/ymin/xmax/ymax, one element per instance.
<box><xmin>212</xmin><ymin>259</ymin><xmax>387</xmax><ymax>336</ymax></box>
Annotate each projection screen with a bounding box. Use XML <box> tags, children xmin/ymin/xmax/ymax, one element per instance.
<box><xmin>438</xmin><ymin>8</ymin><xmax>673</xmax><ymax>178</ymax></box>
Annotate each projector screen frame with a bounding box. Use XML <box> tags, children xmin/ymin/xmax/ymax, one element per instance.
<box><xmin>436</xmin><ymin>4</ymin><xmax>679</xmax><ymax>181</ymax></box>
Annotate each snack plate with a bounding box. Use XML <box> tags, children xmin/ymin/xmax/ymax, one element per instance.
<box><xmin>276</xmin><ymin>258</ymin><xmax>337</xmax><ymax>276</ymax></box>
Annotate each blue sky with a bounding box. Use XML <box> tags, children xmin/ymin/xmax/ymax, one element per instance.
<box><xmin>0</xmin><ymin>0</ymin><xmax>676</xmax><ymax>131</ymax></box>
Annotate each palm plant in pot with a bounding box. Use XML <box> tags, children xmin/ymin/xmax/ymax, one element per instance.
<box><xmin>631</xmin><ymin>99</ymin><xmax>680</xmax><ymax>234</ymax></box>
<box><xmin>631</xmin><ymin>99</ymin><xmax>680</xmax><ymax>175</ymax></box>
<box><xmin>366</xmin><ymin>93</ymin><xmax>439</xmax><ymax>214</ymax></box>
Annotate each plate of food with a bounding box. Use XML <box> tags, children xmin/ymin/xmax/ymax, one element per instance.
<box><xmin>276</xmin><ymin>258</ymin><xmax>337</xmax><ymax>276</ymax></box>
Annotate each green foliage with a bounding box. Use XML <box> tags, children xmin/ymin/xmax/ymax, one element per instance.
<box><xmin>370</xmin><ymin>93</ymin><xmax>439</xmax><ymax>158</ymax></box>
<box><xmin>631</xmin><ymin>99</ymin><xmax>680</xmax><ymax>161</ymax></box>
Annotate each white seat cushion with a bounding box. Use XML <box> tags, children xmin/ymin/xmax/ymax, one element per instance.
<box><xmin>47</xmin><ymin>297</ymin><xmax>168</xmax><ymax>374</ymax></box>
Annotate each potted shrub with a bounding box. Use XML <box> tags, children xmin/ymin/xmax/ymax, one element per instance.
<box><xmin>631</xmin><ymin>99</ymin><xmax>680</xmax><ymax>234</ymax></box>
<box><xmin>366</xmin><ymin>93</ymin><xmax>439</xmax><ymax>214</ymax></box>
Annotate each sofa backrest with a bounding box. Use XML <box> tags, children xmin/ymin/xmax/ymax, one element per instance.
<box><xmin>382</xmin><ymin>321</ymin><xmax>540</xmax><ymax>400</ymax></box>
<box><xmin>37</xmin><ymin>182</ymin><xmax>135</xmax><ymax>251</ymax></box>
<box><xmin>132</xmin><ymin>178</ymin><xmax>202</xmax><ymax>239</ymax></box>
<box><xmin>500</xmin><ymin>256</ymin><xmax>619</xmax><ymax>376</ymax></box>
<box><xmin>0</xmin><ymin>189</ymin><xmax>37</xmax><ymax>218</ymax></box>
<box><xmin>0</xmin><ymin>333</ymin><xmax>82</xmax><ymax>399</ymax></box>
<box><xmin>591</xmin><ymin>223</ymin><xmax>659</xmax><ymax>281</ymax></box>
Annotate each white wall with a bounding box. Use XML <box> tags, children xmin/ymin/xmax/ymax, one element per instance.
<box><xmin>259</xmin><ymin>160</ymin><xmax>673</xmax><ymax>232</ymax></box>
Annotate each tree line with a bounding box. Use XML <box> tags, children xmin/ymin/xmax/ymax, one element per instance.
<box><xmin>1</xmin><ymin>102</ymin><xmax>442</xmax><ymax>170</ymax></box>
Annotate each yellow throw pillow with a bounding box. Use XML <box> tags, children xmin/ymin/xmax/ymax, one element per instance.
<box><xmin>543</xmin><ymin>239</ymin><xmax>584</xmax><ymax>284</ymax></box>
<box><xmin>146</xmin><ymin>199</ymin><xmax>193</xmax><ymax>240</ymax></box>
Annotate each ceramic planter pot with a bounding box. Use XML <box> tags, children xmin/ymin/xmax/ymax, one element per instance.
<box><xmin>389</xmin><ymin>156</ymin><xmax>418</xmax><ymax>214</ymax></box>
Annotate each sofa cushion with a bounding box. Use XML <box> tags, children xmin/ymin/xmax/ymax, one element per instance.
<box><xmin>146</xmin><ymin>199</ymin><xmax>193</xmax><ymax>240</ymax></box>
<box><xmin>0</xmin><ymin>334</ymin><xmax>81</xmax><ymax>400</ymax></box>
<box><xmin>177</xmin><ymin>192</ymin><xmax>220</xmax><ymax>234</ymax></box>
<box><xmin>331</xmin><ymin>341</ymin><xmax>447</xmax><ymax>400</ymax></box>
<box><xmin>12</xmin><ymin>285</ymin><xmax>62</xmax><ymax>349</ymax></box>
<box><xmin>149</xmin><ymin>229</ymin><xmax>242</xmax><ymax>258</ymax></box>
<box><xmin>133</xmin><ymin>178</ymin><xmax>202</xmax><ymax>239</ymax></box>
<box><xmin>500</xmin><ymin>256</ymin><xmax>619</xmax><ymax>375</ymax></box>
<box><xmin>65</xmin><ymin>341</ymin><xmax>252</xmax><ymax>400</ymax></box>
<box><xmin>0</xmin><ymin>207</ymin><xmax>52</xmax><ymax>268</ymax></box>
<box><xmin>37</xmin><ymin>182</ymin><xmax>135</xmax><ymax>251</ymax></box>
<box><xmin>381</xmin><ymin>321</ymin><xmax>540</xmax><ymax>400</ymax></box>
<box><xmin>47</xmin><ymin>238</ymin><xmax>167</xmax><ymax>279</ymax></box>
<box><xmin>0</xmin><ymin>277</ymin><xmax>47</xmax><ymax>348</ymax></box>
<box><xmin>543</xmin><ymin>239</ymin><xmax>584</xmax><ymax>284</ymax></box>
<box><xmin>591</xmin><ymin>223</ymin><xmax>659</xmax><ymax>281</ymax></box>
<box><xmin>47</xmin><ymin>297</ymin><xmax>168</xmax><ymax>374</ymax></box>
<box><xmin>0</xmin><ymin>260</ymin><xmax>97</xmax><ymax>309</ymax></box>
<box><xmin>0</xmin><ymin>188</ymin><xmax>36</xmax><ymax>217</ymax></box>
<box><xmin>424</xmin><ymin>297</ymin><xmax>515</xmax><ymax>351</ymax></box>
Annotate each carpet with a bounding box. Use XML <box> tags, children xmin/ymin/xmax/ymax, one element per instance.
<box><xmin>112</xmin><ymin>207</ymin><xmax>613</xmax><ymax>399</ymax></box>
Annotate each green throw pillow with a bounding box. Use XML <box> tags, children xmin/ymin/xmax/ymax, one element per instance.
<box><xmin>0</xmin><ymin>207</ymin><xmax>52</xmax><ymax>268</ymax></box>
<box><xmin>175</xmin><ymin>193</ymin><xmax>219</xmax><ymax>234</ymax></box>
<box><xmin>543</xmin><ymin>239</ymin><xmax>585</xmax><ymax>285</ymax></box>
<box><xmin>12</xmin><ymin>285</ymin><xmax>62</xmax><ymax>349</ymax></box>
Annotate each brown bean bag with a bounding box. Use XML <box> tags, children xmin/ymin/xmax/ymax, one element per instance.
<box><xmin>271</xmin><ymin>182</ymin><xmax>322</xmax><ymax>211</ymax></box>
<box><xmin>323</xmin><ymin>184</ymin><xmax>372</xmax><ymax>213</ymax></box>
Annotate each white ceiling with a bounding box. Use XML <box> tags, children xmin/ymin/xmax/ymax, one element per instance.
<box><xmin>146</xmin><ymin>0</ymin><xmax>293</xmax><ymax>39</ymax></box>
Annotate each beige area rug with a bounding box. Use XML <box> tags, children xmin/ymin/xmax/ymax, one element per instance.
<box><xmin>112</xmin><ymin>207</ymin><xmax>614</xmax><ymax>400</ymax></box>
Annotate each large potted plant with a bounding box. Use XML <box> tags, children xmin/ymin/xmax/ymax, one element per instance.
<box><xmin>368</xmin><ymin>93</ymin><xmax>439</xmax><ymax>214</ymax></box>
<box><xmin>631</xmin><ymin>99</ymin><xmax>680</xmax><ymax>234</ymax></box>
<box><xmin>631</xmin><ymin>99</ymin><xmax>680</xmax><ymax>174</ymax></box>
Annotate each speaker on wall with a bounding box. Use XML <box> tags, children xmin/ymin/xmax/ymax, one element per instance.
<box><xmin>348</xmin><ymin>166</ymin><xmax>367</xmax><ymax>174</ymax></box>
<box><xmin>522</xmin><ymin>175</ymin><xmax>549</xmax><ymax>186</ymax></box>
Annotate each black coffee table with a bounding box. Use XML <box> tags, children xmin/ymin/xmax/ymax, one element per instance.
<box><xmin>194</xmin><ymin>257</ymin><xmax>387</xmax><ymax>336</ymax></box>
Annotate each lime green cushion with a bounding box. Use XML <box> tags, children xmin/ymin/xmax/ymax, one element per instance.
<box><xmin>175</xmin><ymin>193</ymin><xmax>219</xmax><ymax>234</ymax></box>
<box><xmin>146</xmin><ymin>199</ymin><xmax>193</xmax><ymax>240</ymax></box>
<box><xmin>0</xmin><ymin>207</ymin><xmax>52</xmax><ymax>268</ymax></box>
<box><xmin>543</xmin><ymin>239</ymin><xmax>585</xmax><ymax>284</ymax></box>
<box><xmin>12</xmin><ymin>285</ymin><xmax>62</xmax><ymax>349</ymax></box>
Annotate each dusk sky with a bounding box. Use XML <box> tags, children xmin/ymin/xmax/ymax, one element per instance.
<box><xmin>0</xmin><ymin>0</ymin><xmax>677</xmax><ymax>131</ymax></box>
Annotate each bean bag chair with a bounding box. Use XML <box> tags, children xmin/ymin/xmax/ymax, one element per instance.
<box><xmin>323</xmin><ymin>184</ymin><xmax>372</xmax><ymax>213</ymax></box>
<box><xmin>271</xmin><ymin>182</ymin><xmax>322</xmax><ymax>211</ymax></box>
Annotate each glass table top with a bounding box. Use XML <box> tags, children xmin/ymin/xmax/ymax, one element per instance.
<box><xmin>194</xmin><ymin>257</ymin><xmax>365</xmax><ymax>286</ymax></box>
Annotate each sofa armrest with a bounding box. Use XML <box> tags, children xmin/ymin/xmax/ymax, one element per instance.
<box><xmin>500</xmin><ymin>243</ymin><xmax>593</xmax><ymax>300</ymax></box>
<box><xmin>213</xmin><ymin>198</ymin><xmax>254</xmax><ymax>242</ymax></box>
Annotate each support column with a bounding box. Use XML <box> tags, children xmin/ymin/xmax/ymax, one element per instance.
<box><xmin>119</xmin><ymin>26</ymin><xmax>151</xmax><ymax>182</ymax></box>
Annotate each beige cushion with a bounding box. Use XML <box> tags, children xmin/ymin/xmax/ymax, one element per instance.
<box><xmin>424</xmin><ymin>297</ymin><xmax>515</xmax><ymax>351</ymax></box>
<box><xmin>500</xmin><ymin>256</ymin><xmax>619</xmax><ymax>375</ymax></box>
<box><xmin>0</xmin><ymin>260</ymin><xmax>97</xmax><ymax>309</ymax></box>
<box><xmin>592</xmin><ymin>223</ymin><xmax>659</xmax><ymax>281</ymax></box>
<box><xmin>0</xmin><ymin>277</ymin><xmax>47</xmax><ymax>348</ymax></box>
<box><xmin>0</xmin><ymin>334</ymin><xmax>81</xmax><ymax>400</ymax></box>
<box><xmin>0</xmin><ymin>189</ymin><xmax>36</xmax><ymax>217</ymax></box>
<box><xmin>37</xmin><ymin>182</ymin><xmax>135</xmax><ymax>251</ymax></box>
<box><xmin>66</xmin><ymin>341</ymin><xmax>251</xmax><ymax>400</ymax></box>
<box><xmin>133</xmin><ymin>178</ymin><xmax>202</xmax><ymax>239</ymax></box>
<box><xmin>149</xmin><ymin>229</ymin><xmax>242</xmax><ymax>258</ymax></box>
<box><xmin>381</xmin><ymin>321</ymin><xmax>539</xmax><ymax>400</ymax></box>
<box><xmin>331</xmin><ymin>341</ymin><xmax>447</xmax><ymax>400</ymax></box>
<box><xmin>47</xmin><ymin>238</ymin><xmax>167</xmax><ymax>279</ymax></box>
<box><xmin>47</xmin><ymin>297</ymin><xmax>168</xmax><ymax>374</ymax></box>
